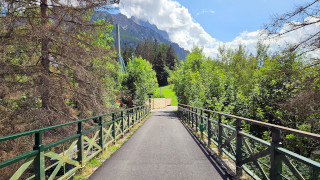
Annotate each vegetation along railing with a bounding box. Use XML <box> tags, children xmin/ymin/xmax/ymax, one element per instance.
<box><xmin>178</xmin><ymin>104</ymin><xmax>320</xmax><ymax>180</ymax></box>
<box><xmin>0</xmin><ymin>105</ymin><xmax>151</xmax><ymax>180</ymax></box>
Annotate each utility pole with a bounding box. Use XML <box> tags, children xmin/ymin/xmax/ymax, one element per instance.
<box><xmin>116</xmin><ymin>24</ymin><xmax>126</xmax><ymax>73</ymax></box>
<box><xmin>116</xmin><ymin>24</ymin><xmax>121</xmax><ymax>59</ymax></box>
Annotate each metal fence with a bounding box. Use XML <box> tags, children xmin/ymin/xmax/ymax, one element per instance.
<box><xmin>0</xmin><ymin>105</ymin><xmax>151</xmax><ymax>180</ymax></box>
<box><xmin>178</xmin><ymin>104</ymin><xmax>320</xmax><ymax>180</ymax></box>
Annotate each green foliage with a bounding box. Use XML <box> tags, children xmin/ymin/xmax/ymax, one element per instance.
<box><xmin>171</xmin><ymin>44</ymin><xmax>320</xmax><ymax>160</ymax></box>
<box><xmin>122</xmin><ymin>57</ymin><xmax>158</xmax><ymax>105</ymax></box>
<box><xmin>125</xmin><ymin>39</ymin><xmax>178</xmax><ymax>86</ymax></box>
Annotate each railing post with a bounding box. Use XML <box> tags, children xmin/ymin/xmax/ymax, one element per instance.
<box><xmin>185</xmin><ymin>106</ymin><xmax>188</xmax><ymax>121</ymax></box>
<box><xmin>143</xmin><ymin>106</ymin><xmax>145</xmax><ymax>118</ymax></box>
<box><xmin>136</xmin><ymin>107</ymin><xmax>139</xmax><ymax>123</ymax></box>
<box><xmin>147</xmin><ymin>105</ymin><xmax>149</xmax><ymax>115</ymax></box>
<box><xmin>142</xmin><ymin>106</ymin><xmax>144</xmax><ymax>118</ymax></box>
<box><xmin>135</xmin><ymin>107</ymin><xmax>139</xmax><ymax>123</ymax></box>
<box><xmin>132</xmin><ymin>108</ymin><xmax>136</xmax><ymax>126</ymax></box>
<box><xmin>312</xmin><ymin>167</ymin><xmax>319</xmax><ymax>180</ymax></box>
<box><xmin>191</xmin><ymin>107</ymin><xmax>194</xmax><ymax>128</ymax></box>
<box><xmin>182</xmin><ymin>106</ymin><xmax>185</xmax><ymax>119</ymax></box>
<box><xmin>270</xmin><ymin>128</ymin><xmax>282</xmax><ymax>180</ymax></box>
<box><xmin>33</xmin><ymin>132</ymin><xmax>45</xmax><ymax>180</ymax></box>
<box><xmin>207</xmin><ymin>112</ymin><xmax>211</xmax><ymax>148</ymax></box>
<box><xmin>188</xmin><ymin>107</ymin><xmax>190</xmax><ymax>123</ymax></box>
<box><xmin>200</xmin><ymin>110</ymin><xmax>204</xmax><ymax>139</ymax></box>
<box><xmin>112</xmin><ymin>113</ymin><xmax>116</xmax><ymax>144</ymax></box>
<box><xmin>236</xmin><ymin>118</ymin><xmax>243</xmax><ymax>177</ymax></box>
<box><xmin>139</xmin><ymin>107</ymin><xmax>143</xmax><ymax>122</ymax></box>
<box><xmin>121</xmin><ymin>111</ymin><xmax>124</xmax><ymax>137</ymax></box>
<box><xmin>139</xmin><ymin>107</ymin><xmax>141</xmax><ymax>121</ymax></box>
<box><xmin>218</xmin><ymin>114</ymin><xmax>223</xmax><ymax>156</ymax></box>
<box><xmin>128</xmin><ymin>110</ymin><xmax>130</xmax><ymax>129</ymax></box>
<box><xmin>99</xmin><ymin>117</ymin><xmax>104</xmax><ymax>151</ymax></box>
<box><xmin>195</xmin><ymin>108</ymin><xmax>198</xmax><ymax>131</ymax></box>
<box><xmin>77</xmin><ymin>121</ymin><xmax>84</xmax><ymax>167</ymax></box>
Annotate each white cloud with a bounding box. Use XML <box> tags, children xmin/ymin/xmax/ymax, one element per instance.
<box><xmin>119</xmin><ymin>0</ymin><xmax>320</xmax><ymax>59</ymax></box>
<box><xmin>218</xmin><ymin>17</ymin><xmax>320</xmax><ymax>58</ymax></box>
<box><xmin>119</xmin><ymin>0</ymin><xmax>217</xmax><ymax>52</ymax></box>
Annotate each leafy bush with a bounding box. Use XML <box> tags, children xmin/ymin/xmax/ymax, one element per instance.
<box><xmin>122</xmin><ymin>56</ymin><xmax>158</xmax><ymax>105</ymax></box>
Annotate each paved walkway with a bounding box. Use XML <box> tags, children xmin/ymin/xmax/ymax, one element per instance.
<box><xmin>89</xmin><ymin>106</ymin><xmax>231</xmax><ymax>180</ymax></box>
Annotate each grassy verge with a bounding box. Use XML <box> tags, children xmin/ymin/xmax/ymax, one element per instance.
<box><xmin>73</xmin><ymin>113</ymin><xmax>152</xmax><ymax>180</ymax></box>
<box><xmin>154</xmin><ymin>85</ymin><xmax>178</xmax><ymax>106</ymax></box>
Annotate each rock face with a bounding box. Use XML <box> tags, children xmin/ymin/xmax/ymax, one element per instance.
<box><xmin>93</xmin><ymin>11</ymin><xmax>188</xmax><ymax>60</ymax></box>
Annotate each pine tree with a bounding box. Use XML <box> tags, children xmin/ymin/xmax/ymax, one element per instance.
<box><xmin>166</xmin><ymin>45</ymin><xmax>178</xmax><ymax>70</ymax></box>
<box><xmin>0</xmin><ymin>1</ymin><xmax>119</xmax><ymax>177</ymax></box>
<box><xmin>153</xmin><ymin>50</ymin><xmax>169</xmax><ymax>86</ymax></box>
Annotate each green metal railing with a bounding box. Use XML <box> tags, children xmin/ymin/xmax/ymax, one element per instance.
<box><xmin>178</xmin><ymin>104</ymin><xmax>320</xmax><ymax>180</ymax></box>
<box><xmin>0</xmin><ymin>105</ymin><xmax>151</xmax><ymax>180</ymax></box>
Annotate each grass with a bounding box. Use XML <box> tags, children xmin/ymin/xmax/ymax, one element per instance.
<box><xmin>73</xmin><ymin>113</ymin><xmax>152</xmax><ymax>180</ymax></box>
<box><xmin>154</xmin><ymin>84</ymin><xmax>178</xmax><ymax>106</ymax></box>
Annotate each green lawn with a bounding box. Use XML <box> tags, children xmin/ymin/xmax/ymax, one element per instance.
<box><xmin>154</xmin><ymin>85</ymin><xmax>178</xmax><ymax>106</ymax></box>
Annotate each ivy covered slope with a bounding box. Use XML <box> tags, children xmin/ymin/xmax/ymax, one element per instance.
<box><xmin>170</xmin><ymin>45</ymin><xmax>320</xmax><ymax>160</ymax></box>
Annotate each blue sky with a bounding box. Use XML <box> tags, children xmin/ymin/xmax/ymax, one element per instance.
<box><xmin>178</xmin><ymin>0</ymin><xmax>307</xmax><ymax>41</ymax></box>
<box><xmin>117</xmin><ymin>0</ymin><xmax>318</xmax><ymax>57</ymax></box>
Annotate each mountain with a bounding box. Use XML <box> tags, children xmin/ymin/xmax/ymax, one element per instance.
<box><xmin>93</xmin><ymin>12</ymin><xmax>188</xmax><ymax>60</ymax></box>
<box><xmin>136</xmin><ymin>18</ymin><xmax>170</xmax><ymax>41</ymax></box>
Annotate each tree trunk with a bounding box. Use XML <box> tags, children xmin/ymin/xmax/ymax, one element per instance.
<box><xmin>40</xmin><ymin>0</ymin><xmax>50</xmax><ymax>109</ymax></box>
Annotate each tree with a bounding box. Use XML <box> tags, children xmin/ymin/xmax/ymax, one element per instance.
<box><xmin>122</xmin><ymin>42</ymin><xmax>135</xmax><ymax>65</ymax></box>
<box><xmin>266</xmin><ymin>0</ymin><xmax>320</xmax><ymax>59</ymax></box>
<box><xmin>266</xmin><ymin>1</ymin><xmax>320</xmax><ymax>153</ymax></box>
<box><xmin>0</xmin><ymin>1</ymin><xmax>120</xmax><ymax>178</ymax></box>
<box><xmin>0</xmin><ymin>0</ymin><xmax>119</xmax><ymax>119</ymax></box>
<box><xmin>171</xmin><ymin>44</ymin><xmax>320</xmax><ymax>161</ymax></box>
<box><xmin>121</xmin><ymin>56</ymin><xmax>158</xmax><ymax>105</ymax></box>
<box><xmin>135</xmin><ymin>39</ymin><xmax>155</xmax><ymax>63</ymax></box>
<box><xmin>166</xmin><ymin>45</ymin><xmax>178</xmax><ymax>70</ymax></box>
<box><xmin>153</xmin><ymin>47</ymin><xmax>169</xmax><ymax>86</ymax></box>
<box><xmin>134</xmin><ymin>39</ymin><xmax>177</xmax><ymax>86</ymax></box>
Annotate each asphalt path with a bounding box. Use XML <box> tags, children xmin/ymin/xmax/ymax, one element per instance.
<box><xmin>89</xmin><ymin>106</ymin><xmax>231</xmax><ymax>180</ymax></box>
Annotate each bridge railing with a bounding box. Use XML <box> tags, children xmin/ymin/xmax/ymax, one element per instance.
<box><xmin>0</xmin><ymin>105</ymin><xmax>151</xmax><ymax>180</ymax></box>
<box><xmin>178</xmin><ymin>104</ymin><xmax>320</xmax><ymax>180</ymax></box>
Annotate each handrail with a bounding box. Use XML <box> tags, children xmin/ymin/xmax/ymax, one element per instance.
<box><xmin>178</xmin><ymin>104</ymin><xmax>320</xmax><ymax>180</ymax></box>
<box><xmin>179</xmin><ymin>104</ymin><xmax>320</xmax><ymax>141</ymax></box>
<box><xmin>0</xmin><ymin>105</ymin><xmax>146</xmax><ymax>142</ymax></box>
<box><xmin>0</xmin><ymin>105</ymin><xmax>151</xmax><ymax>180</ymax></box>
